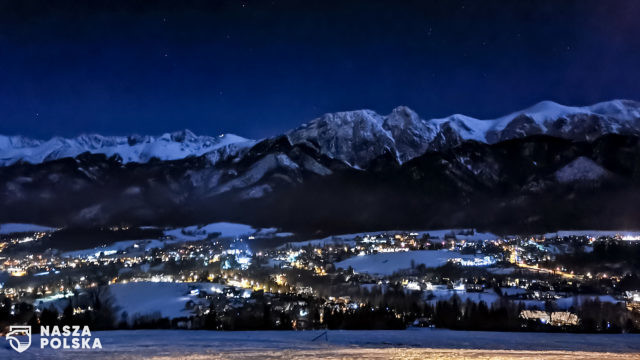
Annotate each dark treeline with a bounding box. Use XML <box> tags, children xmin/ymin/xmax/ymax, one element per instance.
<box><xmin>550</xmin><ymin>241</ymin><xmax>640</xmax><ymax>274</ymax></box>
<box><xmin>2</xmin><ymin>286</ymin><xmax>639</xmax><ymax>333</ymax></box>
<box><xmin>1</xmin><ymin>287</ymin><xmax>117</xmax><ymax>333</ymax></box>
<box><xmin>429</xmin><ymin>295</ymin><xmax>638</xmax><ymax>333</ymax></box>
<box><xmin>322</xmin><ymin>306</ymin><xmax>405</xmax><ymax>330</ymax></box>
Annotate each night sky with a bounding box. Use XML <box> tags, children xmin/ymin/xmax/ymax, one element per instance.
<box><xmin>1</xmin><ymin>0</ymin><xmax>640</xmax><ymax>140</ymax></box>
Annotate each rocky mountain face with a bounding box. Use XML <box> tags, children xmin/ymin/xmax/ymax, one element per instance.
<box><xmin>286</xmin><ymin>99</ymin><xmax>640</xmax><ymax>168</ymax></box>
<box><xmin>286</xmin><ymin>106</ymin><xmax>437</xmax><ymax>167</ymax></box>
<box><xmin>2</xmin><ymin>99</ymin><xmax>639</xmax><ymax>169</ymax></box>
<box><xmin>0</xmin><ymin>130</ymin><xmax>255</xmax><ymax>166</ymax></box>
<box><xmin>1</xmin><ymin>132</ymin><xmax>640</xmax><ymax>234</ymax></box>
<box><xmin>1</xmin><ymin>99</ymin><xmax>640</xmax><ymax>233</ymax></box>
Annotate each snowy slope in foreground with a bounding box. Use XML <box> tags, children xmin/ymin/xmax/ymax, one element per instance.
<box><xmin>3</xmin><ymin>329</ymin><xmax>639</xmax><ymax>359</ymax></box>
<box><xmin>0</xmin><ymin>130</ymin><xmax>254</xmax><ymax>166</ymax></box>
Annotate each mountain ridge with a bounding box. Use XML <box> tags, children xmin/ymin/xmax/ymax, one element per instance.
<box><xmin>0</xmin><ymin>130</ymin><xmax>255</xmax><ymax>166</ymax></box>
<box><xmin>2</xmin><ymin>99</ymin><xmax>639</xmax><ymax>169</ymax></box>
<box><xmin>2</xmin><ymin>132</ymin><xmax>639</xmax><ymax>234</ymax></box>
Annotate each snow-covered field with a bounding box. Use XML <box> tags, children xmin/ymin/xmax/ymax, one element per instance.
<box><xmin>543</xmin><ymin>230</ymin><xmax>640</xmax><ymax>239</ymax></box>
<box><xmin>284</xmin><ymin>229</ymin><xmax>499</xmax><ymax>248</ymax></box>
<box><xmin>280</xmin><ymin>237</ymin><xmax>357</xmax><ymax>249</ymax></box>
<box><xmin>108</xmin><ymin>282</ymin><xmax>225</xmax><ymax>322</ymax></box>
<box><xmin>37</xmin><ymin>282</ymin><xmax>227</xmax><ymax>322</ymax></box>
<box><xmin>283</xmin><ymin>227</ymin><xmax>640</xmax><ymax>250</ymax></box>
<box><xmin>2</xmin><ymin>329</ymin><xmax>639</xmax><ymax>359</ymax></box>
<box><xmin>62</xmin><ymin>239</ymin><xmax>166</xmax><ymax>258</ymax></box>
<box><xmin>425</xmin><ymin>287</ymin><xmax>502</xmax><ymax>305</ymax></box>
<box><xmin>335</xmin><ymin>250</ymin><xmax>484</xmax><ymax>275</ymax></box>
<box><xmin>163</xmin><ymin>222</ymin><xmax>292</xmax><ymax>242</ymax></box>
<box><xmin>424</xmin><ymin>285</ymin><xmax>622</xmax><ymax>309</ymax></box>
<box><xmin>163</xmin><ymin>222</ymin><xmax>258</xmax><ymax>240</ymax></box>
<box><xmin>63</xmin><ymin>222</ymin><xmax>291</xmax><ymax>259</ymax></box>
<box><xmin>518</xmin><ymin>294</ymin><xmax>622</xmax><ymax>310</ymax></box>
<box><xmin>0</xmin><ymin>223</ymin><xmax>56</xmax><ymax>234</ymax></box>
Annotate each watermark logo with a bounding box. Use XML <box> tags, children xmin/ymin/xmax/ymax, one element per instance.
<box><xmin>40</xmin><ymin>325</ymin><xmax>102</xmax><ymax>350</ymax></box>
<box><xmin>5</xmin><ymin>325</ymin><xmax>102</xmax><ymax>353</ymax></box>
<box><xmin>6</xmin><ymin>325</ymin><xmax>31</xmax><ymax>353</ymax></box>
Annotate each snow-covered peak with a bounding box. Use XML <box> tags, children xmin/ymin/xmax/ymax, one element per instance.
<box><xmin>299</xmin><ymin>109</ymin><xmax>387</xmax><ymax>133</ymax></box>
<box><xmin>287</xmin><ymin>109</ymin><xmax>396</xmax><ymax>167</ymax></box>
<box><xmin>430</xmin><ymin>114</ymin><xmax>492</xmax><ymax>142</ymax></box>
<box><xmin>433</xmin><ymin>99</ymin><xmax>640</xmax><ymax>145</ymax></box>
<box><xmin>2</xmin><ymin>99</ymin><xmax>639</xmax><ymax>169</ymax></box>
<box><xmin>0</xmin><ymin>131</ymin><xmax>255</xmax><ymax>166</ymax></box>
<box><xmin>492</xmin><ymin>100</ymin><xmax>575</xmax><ymax>131</ymax></box>
<box><xmin>587</xmin><ymin>99</ymin><xmax>640</xmax><ymax>121</ymax></box>
<box><xmin>384</xmin><ymin>106</ymin><xmax>421</xmax><ymax>128</ymax></box>
<box><xmin>283</xmin><ymin>99</ymin><xmax>640</xmax><ymax>168</ymax></box>
<box><xmin>491</xmin><ymin>99</ymin><xmax>640</xmax><ymax>131</ymax></box>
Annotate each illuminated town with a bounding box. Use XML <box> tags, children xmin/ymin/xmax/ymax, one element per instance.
<box><xmin>1</xmin><ymin>224</ymin><xmax>639</xmax><ymax>332</ymax></box>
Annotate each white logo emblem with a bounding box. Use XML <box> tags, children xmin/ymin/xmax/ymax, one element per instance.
<box><xmin>6</xmin><ymin>325</ymin><xmax>31</xmax><ymax>353</ymax></box>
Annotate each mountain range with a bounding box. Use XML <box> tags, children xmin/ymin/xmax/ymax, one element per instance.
<box><xmin>1</xmin><ymin>99</ymin><xmax>640</xmax><ymax>234</ymax></box>
<box><xmin>2</xmin><ymin>99</ymin><xmax>639</xmax><ymax>168</ymax></box>
<box><xmin>0</xmin><ymin>131</ymin><xmax>255</xmax><ymax>166</ymax></box>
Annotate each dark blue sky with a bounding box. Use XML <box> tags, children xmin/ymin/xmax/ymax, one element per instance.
<box><xmin>1</xmin><ymin>0</ymin><xmax>639</xmax><ymax>139</ymax></box>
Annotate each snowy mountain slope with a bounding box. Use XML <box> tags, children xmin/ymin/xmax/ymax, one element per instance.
<box><xmin>555</xmin><ymin>156</ymin><xmax>611</xmax><ymax>183</ymax></box>
<box><xmin>287</xmin><ymin>99</ymin><xmax>640</xmax><ymax>168</ymax></box>
<box><xmin>0</xmin><ymin>130</ymin><xmax>255</xmax><ymax>166</ymax></box>
<box><xmin>1</xmin><ymin>132</ymin><xmax>639</xmax><ymax>232</ymax></box>
<box><xmin>286</xmin><ymin>109</ymin><xmax>397</xmax><ymax>168</ymax></box>
<box><xmin>433</xmin><ymin>99</ymin><xmax>640</xmax><ymax>142</ymax></box>
<box><xmin>1</xmin><ymin>99</ymin><xmax>639</xmax><ymax>168</ymax></box>
<box><xmin>186</xmin><ymin>136</ymin><xmax>345</xmax><ymax>201</ymax></box>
